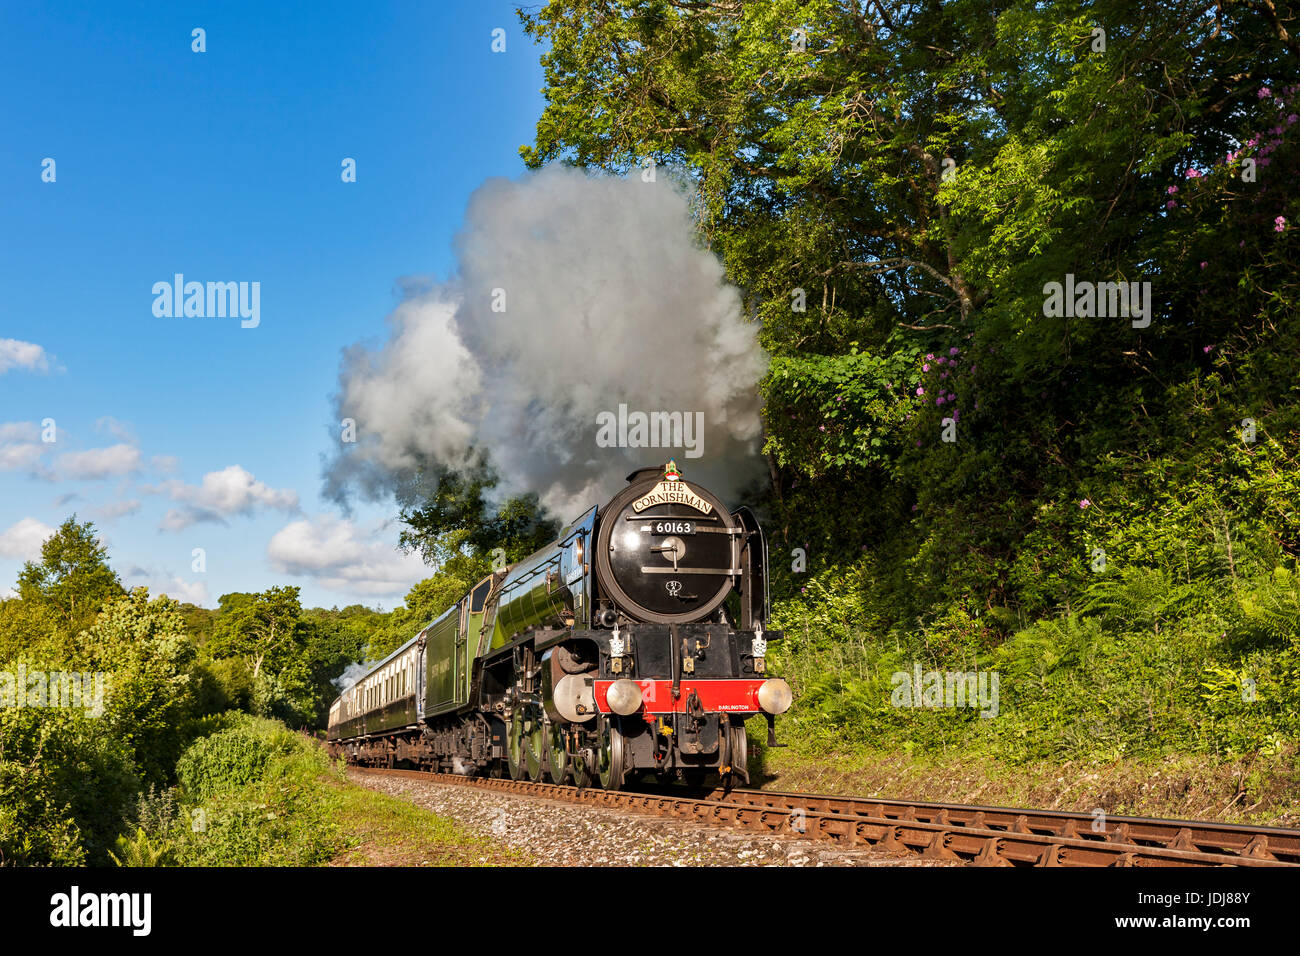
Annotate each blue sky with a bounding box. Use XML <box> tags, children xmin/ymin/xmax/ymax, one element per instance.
<box><xmin>0</xmin><ymin>1</ymin><xmax>548</xmax><ymax>609</ymax></box>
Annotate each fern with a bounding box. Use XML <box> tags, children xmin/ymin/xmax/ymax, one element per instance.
<box><xmin>1081</xmin><ymin>567</ymin><xmax>1198</xmax><ymax>628</ymax></box>
<box><xmin>108</xmin><ymin>828</ymin><xmax>174</xmax><ymax>867</ymax></box>
<box><xmin>1232</xmin><ymin>567</ymin><xmax>1300</xmax><ymax>645</ymax></box>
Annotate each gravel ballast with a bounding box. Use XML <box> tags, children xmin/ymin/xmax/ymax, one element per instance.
<box><xmin>346</xmin><ymin>769</ymin><xmax>954</xmax><ymax>867</ymax></box>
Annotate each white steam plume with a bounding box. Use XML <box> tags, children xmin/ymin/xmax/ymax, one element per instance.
<box><xmin>333</xmin><ymin>660</ymin><xmax>371</xmax><ymax>692</ymax></box>
<box><xmin>325</xmin><ymin>166</ymin><xmax>767</xmax><ymax>519</ymax></box>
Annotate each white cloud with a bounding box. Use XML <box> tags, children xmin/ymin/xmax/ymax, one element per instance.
<box><xmin>0</xmin><ymin>422</ymin><xmax>40</xmax><ymax>442</ymax></box>
<box><xmin>145</xmin><ymin>574</ymin><xmax>208</xmax><ymax>606</ymax></box>
<box><xmin>152</xmin><ymin>464</ymin><xmax>299</xmax><ymax>531</ymax></box>
<box><xmin>158</xmin><ymin>509</ymin><xmax>214</xmax><ymax>532</ymax></box>
<box><xmin>121</xmin><ymin>565</ymin><xmax>209</xmax><ymax>607</ymax></box>
<box><xmin>158</xmin><ymin>577</ymin><xmax>209</xmax><ymax>605</ymax></box>
<box><xmin>56</xmin><ymin>444</ymin><xmax>142</xmax><ymax>480</ymax></box>
<box><xmin>0</xmin><ymin>442</ymin><xmax>45</xmax><ymax>472</ymax></box>
<box><xmin>93</xmin><ymin>499</ymin><xmax>142</xmax><ymax>521</ymax></box>
<box><xmin>0</xmin><ymin>422</ymin><xmax>47</xmax><ymax>474</ymax></box>
<box><xmin>267</xmin><ymin>514</ymin><xmax>427</xmax><ymax>597</ymax></box>
<box><xmin>0</xmin><ymin>339</ymin><xmax>53</xmax><ymax>375</ymax></box>
<box><xmin>0</xmin><ymin>517</ymin><xmax>55</xmax><ymax>560</ymax></box>
<box><xmin>94</xmin><ymin>416</ymin><xmax>137</xmax><ymax>443</ymax></box>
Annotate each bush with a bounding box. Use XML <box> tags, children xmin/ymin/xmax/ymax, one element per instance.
<box><xmin>167</xmin><ymin>716</ymin><xmax>343</xmax><ymax>866</ymax></box>
<box><xmin>175</xmin><ymin>715</ymin><xmax>297</xmax><ymax>801</ymax></box>
<box><xmin>0</xmin><ymin>682</ymin><xmax>141</xmax><ymax>865</ymax></box>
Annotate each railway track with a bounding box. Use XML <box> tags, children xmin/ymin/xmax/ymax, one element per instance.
<box><xmin>351</xmin><ymin>767</ymin><xmax>1300</xmax><ymax>867</ymax></box>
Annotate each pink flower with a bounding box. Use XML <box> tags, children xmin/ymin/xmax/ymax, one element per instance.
<box><xmin>916</xmin><ymin>386</ymin><xmax>925</xmax><ymax>395</ymax></box>
<box><xmin>818</xmin><ymin>425</ymin><xmax>826</xmax><ymax>431</ymax></box>
<box><xmin>936</xmin><ymin>396</ymin><xmax>945</xmax><ymax>405</ymax></box>
<box><xmin>1166</xmin><ymin>185</ymin><xmax>1178</xmax><ymax>195</ymax></box>
<box><xmin>1185</xmin><ymin>168</ymin><xmax>1202</xmax><ymax>179</ymax></box>
<box><xmin>1289</xmin><ymin>114</ymin><xmax>1298</xmax><ymax>125</ymax></box>
<box><xmin>1166</xmin><ymin>200</ymin><xmax>1177</xmax><ymax>209</ymax></box>
<box><xmin>1200</xmin><ymin>261</ymin><xmax>1207</xmax><ymax>269</ymax></box>
<box><xmin>1079</xmin><ymin>499</ymin><xmax>1091</xmax><ymax>509</ymax></box>
<box><xmin>1260</xmin><ymin>86</ymin><xmax>1272</xmax><ymax>98</ymax></box>
<box><xmin>1203</xmin><ymin>345</ymin><xmax>1215</xmax><ymax>353</ymax></box>
<box><xmin>923</xmin><ymin>363</ymin><xmax>930</xmax><ymax>371</ymax></box>
<box><xmin>925</xmin><ymin>353</ymin><xmax>934</xmax><ymax>360</ymax></box>
<box><xmin>1276</xmin><ymin>216</ymin><xmax>1288</xmax><ymax>232</ymax></box>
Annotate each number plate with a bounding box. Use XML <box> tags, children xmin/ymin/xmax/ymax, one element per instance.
<box><xmin>651</xmin><ymin>520</ymin><xmax>694</xmax><ymax>535</ymax></box>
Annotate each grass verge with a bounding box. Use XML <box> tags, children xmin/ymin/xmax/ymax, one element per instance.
<box><xmin>325</xmin><ymin>773</ymin><xmax>532</xmax><ymax>866</ymax></box>
<box><xmin>113</xmin><ymin>714</ymin><xmax>530</xmax><ymax>866</ymax></box>
<box><xmin>750</xmin><ymin>734</ymin><xmax>1300</xmax><ymax>829</ymax></box>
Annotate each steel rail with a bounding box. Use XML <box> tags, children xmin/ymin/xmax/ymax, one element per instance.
<box><xmin>664</xmin><ymin>784</ymin><xmax>1300</xmax><ymax>864</ymax></box>
<box><xmin>349</xmin><ymin>767</ymin><xmax>1300</xmax><ymax>867</ymax></box>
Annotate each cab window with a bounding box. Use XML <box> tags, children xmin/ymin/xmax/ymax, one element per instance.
<box><xmin>470</xmin><ymin>578</ymin><xmax>492</xmax><ymax>613</ymax></box>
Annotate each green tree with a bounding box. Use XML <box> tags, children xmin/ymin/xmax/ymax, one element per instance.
<box><xmin>516</xmin><ymin>0</ymin><xmax>1300</xmax><ymax>769</ymax></box>
<box><xmin>207</xmin><ymin>587</ymin><xmax>306</xmax><ymax>680</ymax></box>
<box><xmin>518</xmin><ymin>0</ymin><xmax>1299</xmax><ymax>622</ymax></box>
<box><xmin>74</xmin><ymin>588</ymin><xmax>201</xmax><ymax>785</ymax></box>
<box><xmin>366</xmin><ymin>553</ymin><xmax>491</xmax><ymax>660</ymax></box>
<box><xmin>16</xmin><ymin>516</ymin><xmax>124</xmax><ymax>635</ymax></box>
<box><xmin>0</xmin><ymin>593</ymin><xmax>60</xmax><ymax>662</ymax></box>
<box><xmin>0</xmin><ymin>701</ymin><xmax>140</xmax><ymax>866</ymax></box>
<box><xmin>394</xmin><ymin>461</ymin><xmax>558</xmax><ymax>566</ymax></box>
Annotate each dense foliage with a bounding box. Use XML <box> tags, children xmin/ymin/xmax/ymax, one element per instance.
<box><xmin>516</xmin><ymin>0</ymin><xmax>1300</xmax><ymax>766</ymax></box>
<box><xmin>110</xmin><ymin>715</ymin><xmax>344</xmax><ymax>867</ymax></box>
<box><xmin>0</xmin><ymin>518</ymin><xmax>439</xmax><ymax>864</ymax></box>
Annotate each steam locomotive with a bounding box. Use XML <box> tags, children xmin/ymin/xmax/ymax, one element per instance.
<box><xmin>326</xmin><ymin>460</ymin><xmax>790</xmax><ymax>789</ymax></box>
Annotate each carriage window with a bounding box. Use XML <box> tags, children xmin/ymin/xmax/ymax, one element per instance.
<box><xmin>470</xmin><ymin>579</ymin><xmax>492</xmax><ymax>613</ymax></box>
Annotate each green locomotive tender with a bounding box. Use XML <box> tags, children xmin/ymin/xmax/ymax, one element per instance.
<box><xmin>326</xmin><ymin>461</ymin><xmax>791</xmax><ymax>789</ymax></box>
